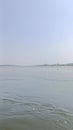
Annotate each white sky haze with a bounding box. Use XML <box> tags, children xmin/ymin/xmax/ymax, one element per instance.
<box><xmin>0</xmin><ymin>0</ymin><xmax>73</xmax><ymax>65</ymax></box>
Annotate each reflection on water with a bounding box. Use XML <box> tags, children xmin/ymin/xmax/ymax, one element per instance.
<box><xmin>0</xmin><ymin>66</ymin><xmax>73</xmax><ymax>130</ymax></box>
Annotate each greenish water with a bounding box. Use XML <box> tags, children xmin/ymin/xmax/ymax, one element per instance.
<box><xmin>0</xmin><ymin>66</ymin><xmax>73</xmax><ymax>130</ymax></box>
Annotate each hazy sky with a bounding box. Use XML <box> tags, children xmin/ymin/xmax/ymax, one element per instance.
<box><xmin>0</xmin><ymin>0</ymin><xmax>73</xmax><ymax>65</ymax></box>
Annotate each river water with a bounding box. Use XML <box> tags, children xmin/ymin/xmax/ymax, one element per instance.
<box><xmin>0</xmin><ymin>66</ymin><xmax>73</xmax><ymax>130</ymax></box>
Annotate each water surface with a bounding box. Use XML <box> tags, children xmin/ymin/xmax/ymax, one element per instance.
<box><xmin>0</xmin><ymin>66</ymin><xmax>73</xmax><ymax>130</ymax></box>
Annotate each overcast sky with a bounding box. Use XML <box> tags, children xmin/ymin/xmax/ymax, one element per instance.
<box><xmin>0</xmin><ymin>0</ymin><xmax>73</xmax><ymax>65</ymax></box>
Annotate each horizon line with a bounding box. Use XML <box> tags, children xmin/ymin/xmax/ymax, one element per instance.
<box><xmin>0</xmin><ymin>63</ymin><xmax>73</xmax><ymax>67</ymax></box>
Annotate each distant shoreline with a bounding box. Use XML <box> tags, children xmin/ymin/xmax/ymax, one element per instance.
<box><xmin>38</xmin><ymin>63</ymin><xmax>73</xmax><ymax>67</ymax></box>
<box><xmin>0</xmin><ymin>63</ymin><xmax>73</xmax><ymax>67</ymax></box>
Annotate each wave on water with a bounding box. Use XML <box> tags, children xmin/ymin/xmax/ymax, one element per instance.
<box><xmin>0</xmin><ymin>97</ymin><xmax>73</xmax><ymax>130</ymax></box>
